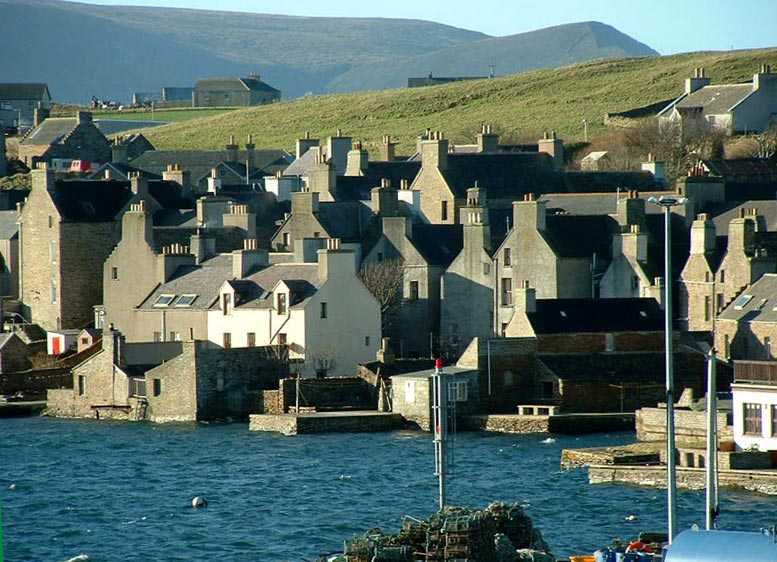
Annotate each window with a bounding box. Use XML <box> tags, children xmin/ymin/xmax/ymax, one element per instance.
<box><xmin>49</xmin><ymin>241</ymin><xmax>57</xmax><ymax>264</ymax></box>
<box><xmin>50</xmin><ymin>280</ymin><xmax>57</xmax><ymax>304</ymax></box>
<box><xmin>154</xmin><ymin>294</ymin><xmax>175</xmax><ymax>307</ymax></box>
<box><xmin>719</xmin><ymin>270</ymin><xmax>726</xmax><ymax>283</ymax></box>
<box><xmin>153</xmin><ymin>331</ymin><xmax>163</xmax><ymax>342</ymax></box>
<box><xmin>501</xmin><ymin>322</ymin><xmax>508</xmax><ymax>337</ymax></box>
<box><xmin>501</xmin><ymin>278</ymin><xmax>512</xmax><ymax>306</ymax></box>
<box><xmin>222</xmin><ymin>293</ymin><xmax>232</xmax><ymax>315</ymax></box>
<box><xmin>449</xmin><ymin>381</ymin><xmax>468</xmax><ymax>401</ymax></box>
<box><xmin>483</xmin><ymin>262</ymin><xmax>491</xmax><ymax>275</ymax></box>
<box><xmin>277</xmin><ymin>293</ymin><xmax>287</xmax><ymax>315</ymax></box>
<box><xmin>223</xmin><ymin>332</ymin><xmax>232</xmax><ymax>349</ymax></box>
<box><xmin>111</xmin><ymin>267</ymin><xmax>118</xmax><ymax>280</ymax></box>
<box><xmin>282</xmin><ymin>232</ymin><xmax>291</xmax><ymax>247</ymax></box>
<box><xmin>169</xmin><ymin>331</ymin><xmax>181</xmax><ymax>342</ymax></box>
<box><xmin>716</xmin><ymin>293</ymin><xmax>724</xmax><ymax>314</ymax></box>
<box><xmin>313</xmin><ymin>231</ymin><xmax>320</xmax><ymax>238</ymax></box>
<box><xmin>704</xmin><ymin>295</ymin><xmax>711</xmax><ymax>322</ymax></box>
<box><xmin>605</xmin><ymin>333</ymin><xmax>615</xmax><ymax>352</ymax></box>
<box><xmin>405</xmin><ymin>380</ymin><xmax>416</xmax><ymax>403</ymax></box>
<box><xmin>441</xmin><ymin>201</ymin><xmax>448</xmax><ymax>221</ymax></box>
<box><xmin>772</xmin><ymin>405</ymin><xmax>777</xmax><ymax>437</ymax></box>
<box><xmin>631</xmin><ymin>275</ymin><xmax>640</xmax><ymax>291</ymax></box>
<box><xmin>153</xmin><ymin>378</ymin><xmax>162</xmax><ymax>397</ymax></box>
<box><xmin>408</xmin><ymin>281</ymin><xmax>419</xmax><ymax>301</ymax></box>
<box><xmin>735</xmin><ymin>295</ymin><xmax>753</xmax><ymax>309</ymax></box>
<box><xmin>278</xmin><ymin>333</ymin><xmax>287</xmax><ymax>345</ymax></box>
<box><xmin>365</xmin><ymin>336</ymin><xmax>370</xmax><ymax>347</ymax></box>
<box><xmin>503</xmin><ymin>248</ymin><xmax>512</xmax><ymax>267</ymax></box>
<box><xmin>80</xmin><ymin>337</ymin><xmax>89</xmax><ymax>345</ymax></box>
<box><xmin>48</xmin><ymin>215</ymin><xmax>54</xmax><ymax>228</ymax></box>
<box><xmin>174</xmin><ymin>294</ymin><xmax>197</xmax><ymax>307</ymax></box>
<box><xmin>724</xmin><ymin>334</ymin><xmax>730</xmax><ymax>359</ymax></box>
<box><xmin>320</xmin><ymin>302</ymin><xmax>328</xmax><ymax>319</ymax></box>
<box><xmin>766</xmin><ymin>337</ymin><xmax>772</xmax><ymax>360</ymax></box>
<box><xmin>377</xmin><ymin>252</ymin><xmax>384</xmax><ymax>262</ymax></box>
<box><xmin>77</xmin><ymin>375</ymin><xmax>86</xmax><ymax>396</ymax></box>
<box><xmin>247</xmin><ymin>332</ymin><xmax>256</xmax><ymax>347</ymax></box>
<box><xmin>744</xmin><ymin>403</ymin><xmax>762</xmax><ymax>435</ymax></box>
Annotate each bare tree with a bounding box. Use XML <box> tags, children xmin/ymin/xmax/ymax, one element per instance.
<box><xmin>357</xmin><ymin>258</ymin><xmax>404</xmax><ymax>332</ymax></box>
<box><xmin>751</xmin><ymin>124</ymin><xmax>777</xmax><ymax>159</ymax></box>
<box><xmin>306</xmin><ymin>347</ymin><xmax>340</xmax><ymax>378</ymax></box>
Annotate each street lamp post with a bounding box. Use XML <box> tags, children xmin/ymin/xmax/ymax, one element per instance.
<box><xmin>648</xmin><ymin>194</ymin><xmax>687</xmax><ymax>544</ymax></box>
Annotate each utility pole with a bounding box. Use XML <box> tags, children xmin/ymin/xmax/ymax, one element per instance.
<box><xmin>431</xmin><ymin>358</ymin><xmax>447</xmax><ymax>510</ymax></box>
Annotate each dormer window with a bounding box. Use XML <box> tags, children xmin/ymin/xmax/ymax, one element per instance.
<box><xmin>222</xmin><ymin>292</ymin><xmax>232</xmax><ymax>315</ymax></box>
<box><xmin>277</xmin><ymin>292</ymin><xmax>287</xmax><ymax>315</ymax></box>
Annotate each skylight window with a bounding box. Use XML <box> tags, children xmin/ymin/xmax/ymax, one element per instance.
<box><xmin>734</xmin><ymin>295</ymin><xmax>753</xmax><ymax>309</ymax></box>
<box><xmin>153</xmin><ymin>294</ymin><xmax>175</xmax><ymax>307</ymax></box>
<box><xmin>174</xmin><ymin>294</ymin><xmax>197</xmax><ymax>307</ymax></box>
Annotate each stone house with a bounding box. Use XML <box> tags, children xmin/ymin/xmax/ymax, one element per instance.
<box><xmin>362</xmin><ymin>214</ymin><xmax>462</xmax><ymax>358</ymax></box>
<box><xmin>102</xmin><ymin>197</ymin><xmax>259</xmax><ymax>337</ymax></box>
<box><xmin>659</xmin><ymin>65</ymin><xmax>777</xmax><ymax>135</ymax></box>
<box><xmin>715</xmin><ymin>273</ymin><xmax>777</xmax><ymax>361</ymax></box>
<box><xmin>119</xmin><ymin>235</ymin><xmax>380</xmax><ymax>378</ymax></box>
<box><xmin>270</xmin><ymin>190</ymin><xmax>371</xmax><ymax>259</ymax></box>
<box><xmin>193</xmin><ymin>74</ymin><xmax>281</xmax><ymax>108</ymax></box>
<box><xmin>18</xmin><ymin>167</ymin><xmax>188</xmax><ymax>331</ymax></box>
<box><xmin>440</xmin><ymin>187</ymin><xmax>496</xmax><ymax>355</ymax></box>
<box><xmin>390</xmin><ymin>366</ymin><xmax>480</xmax><ymax>430</ymax></box>
<box><xmin>129</xmin><ymin>137</ymin><xmax>293</xmax><ymax>192</ymax></box>
<box><xmin>493</xmin><ymin>195</ymin><xmax>617</xmax><ymax>335</ymax></box>
<box><xmin>409</xmin><ymin>130</ymin><xmax>564</xmax><ymax>225</ymax></box>
<box><xmin>17</xmin><ymin>111</ymin><xmax>111</xmax><ymax>168</ymax></box>
<box><xmin>0</xmin><ymin>333</ymin><xmax>32</xmax><ymax>373</ymax></box>
<box><xmin>46</xmin><ymin>329</ymin><xmax>289</xmax><ymax>422</ymax></box>
<box><xmin>0</xmin><ymin>83</ymin><xmax>51</xmax><ymax>129</ymax></box>
<box><xmin>0</xmin><ymin>210</ymin><xmax>19</xmax><ymax>299</ymax></box>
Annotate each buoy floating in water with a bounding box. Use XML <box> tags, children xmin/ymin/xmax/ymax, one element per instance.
<box><xmin>191</xmin><ymin>496</ymin><xmax>208</xmax><ymax>508</ymax></box>
<box><xmin>541</xmin><ymin>437</ymin><xmax>556</xmax><ymax>444</ymax></box>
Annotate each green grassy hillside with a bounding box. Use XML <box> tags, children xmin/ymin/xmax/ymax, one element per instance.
<box><xmin>139</xmin><ymin>48</ymin><xmax>777</xmax><ymax>155</ymax></box>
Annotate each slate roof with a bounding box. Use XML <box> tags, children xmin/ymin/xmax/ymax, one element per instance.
<box><xmin>704</xmin><ymin>201</ymin><xmax>777</xmax><ymax>233</ymax></box>
<box><xmin>195</xmin><ymin>77</ymin><xmax>280</xmax><ymax>94</ymax></box>
<box><xmin>412</xmin><ymin>224</ymin><xmax>463</xmax><ymax>266</ymax></box>
<box><xmin>441</xmin><ymin>153</ymin><xmax>562</xmax><ymax>199</ymax></box>
<box><xmin>723</xmin><ymin>182</ymin><xmax>777</xmax><ymax>201</ymax></box>
<box><xmin>561</xmin><ymin>171</ymin><xmax>666</xmax><ymax>193</ymax></box>
<box><xmin>130</xmin><ymin>149</ymin><xmax>293</xmax><ymax>184</ymax></box>
<box><xmin>138</xmin><ymin>254</ymin><xmax>322</xmax><ymax>311</ymax></box>
<box><xmin>93</xmin><ymin>120</ymin><xmax>167</xmax><ymax>136</ymax></box>
<box><xmin>675</xmin><ymin>84</ymin><xmax>754</xmax><ymax>114</ymax></box>
<box><xmin>543</xmin><ymin>214</ymin><xmax>619</xmax><ymax>259</ymax></box>
<box><xmin>88</xmin><ymin>162</ymin><xmax>162</xmax><ymax>181</ymax></box>
<box><xmin>317</xmin><ymin>201</ymin><xmax>373</xmax><ymax>243</ymax></box>
<box><xmin>283</xmin><ymin>147</ymin><xmax>324</xmax><ymax>178</ymax></box>
<box><xmin>702</xmin><ymin>158</ymin><xmax>777</xmax><ymax>179</ymax></box>
<box><xmin>0</xmin><ymin>210</ymin><xmax>19</xmax><ymax>240</ymax></box>
<box><xmin>19</xmin><ymin>118</ymin><xmax>80</xmax><ymax>146</ymax></box>
<box><xmin>0</xmin><ymin>83</ymin><xmax>49</xmax><ymax>100</ymax></box>
<box><xmin>50</xmin><ymin>180</ymin><xmax>133</xmax><ymax>221</ymax></box>
<box><xmin>718</xmin><ymin>273</ymin><xmax>777</xmax><ymax>322</ymax></box>
<box><xmin>527</xmin><ymin>298</ymin><xmax>664</xmax><ymax>334</ymax></box>
<box><xmin>538</xmin><ymin>351</ymin><xmax>706</xmax><ymax>382</ymax></box>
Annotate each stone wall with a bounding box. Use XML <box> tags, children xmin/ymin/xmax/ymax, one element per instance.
<box><xmin>463</xmin><ymin>414</ymin><xmax>550</xmax><ymax>433</ymax></box>
<box><xmin>278</xmin><ymin>376</ymin><xmax>374</xmax><ymax>413</ymax></box>
<box><xmin>636</xmin><ymin>407</ymin><xmax>734</xmax><ymax>444</ymax></box>
<box><xmin>0</xmin><ymin>368</ymin><xmax>70</xmax><ymax>394</ymax></box>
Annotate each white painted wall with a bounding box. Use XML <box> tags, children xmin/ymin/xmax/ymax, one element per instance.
<box><xmin>732</xmin><ymin>384</ymin><xmax>777</xmax><ymax>451</ymax></box>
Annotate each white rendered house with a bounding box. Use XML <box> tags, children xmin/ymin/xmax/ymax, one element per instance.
<box><xmin>732</xmin><ymin>361</ymin><xmax>777</xmax><ymax>451</ymax></box>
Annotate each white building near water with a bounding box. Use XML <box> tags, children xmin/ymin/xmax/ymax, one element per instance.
<box><xmin>207</xmin><ymin>239</ymin><xmax>382</xmax><ymax>378</ymax></box>
<box><xmin>732</xmin><ymin>360</ymin><xmax>777</xmax><ymax>451</ymax></box>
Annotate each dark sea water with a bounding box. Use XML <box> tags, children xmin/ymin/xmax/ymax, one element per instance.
<box><xmin>1</xmin><ymin>417</ymin><xmax>775</xmax><ymax>562</ymax></box>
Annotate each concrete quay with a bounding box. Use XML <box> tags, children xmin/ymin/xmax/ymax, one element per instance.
<box><xmin>249</xmin><ymin>410</ymin><xmax>405</xmax><ymax>435</ymax></box>
<box><xmin>0</xmin><ymin>400</ymin><xmax>47</xmax><ymax>418</ymax></box>
<box><xmin>588</xmin><ymin>463</ymin><xmax>777</xmax><ymax>495</ymax></box>
<box><xmin>463</xmin><ymin>412</ymin><xmax>635</xmax><ymax>434</ymax></box>
<box><xmin>561</xmin><ymin>442</ymin><xmax>662</xmax><ymax>468</ymax></box>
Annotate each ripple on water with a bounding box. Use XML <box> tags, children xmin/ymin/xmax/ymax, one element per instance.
<box><xmin>2</xmin><ymin>419</ymin><xmax>775</xmax><ymax>561</ymax></box>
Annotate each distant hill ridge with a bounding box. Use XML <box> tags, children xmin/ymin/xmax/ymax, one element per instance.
<box><xmin>0</xmin><ymin>0</ymin><xmax>656</xmax><ymax>102</ymax></box>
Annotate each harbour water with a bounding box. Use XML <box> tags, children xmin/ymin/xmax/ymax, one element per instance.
<box><xmin>1</xmin><ymin>417</ymin><xmax>775</xmax><ymax>561</ymax></box>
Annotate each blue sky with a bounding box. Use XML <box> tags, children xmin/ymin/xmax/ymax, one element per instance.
<box><xmin>69</xmin><ymin>0</ymin><xmax>776</xmax><ymax>55</ymax></box>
